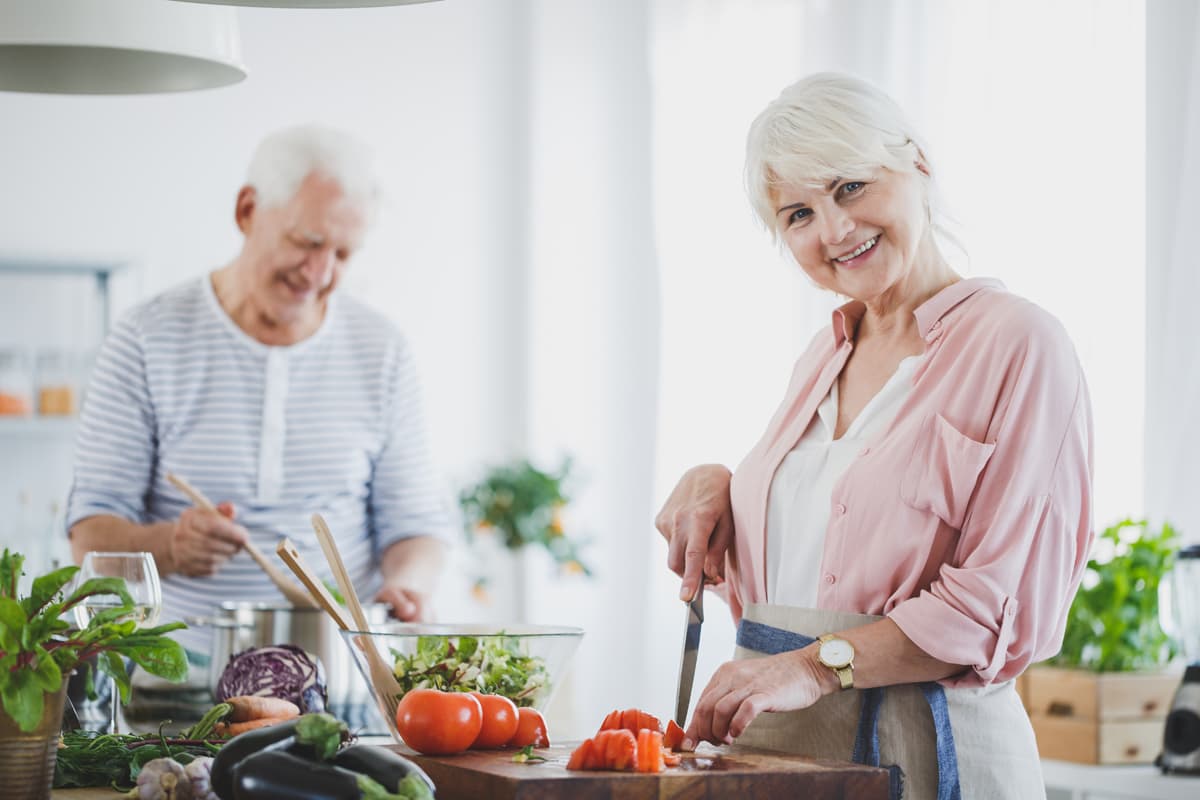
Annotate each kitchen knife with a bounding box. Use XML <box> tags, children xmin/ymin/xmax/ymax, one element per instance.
<box><xmin>673</xmin><ymin>582</ymin><xmax>705</xmax><ymax>727</ymax></box>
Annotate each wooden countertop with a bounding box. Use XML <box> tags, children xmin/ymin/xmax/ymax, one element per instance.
<box><xmin>53</xmin><ymin>742</ymin><xmax>891</xmax><ymax>799</ymax></box>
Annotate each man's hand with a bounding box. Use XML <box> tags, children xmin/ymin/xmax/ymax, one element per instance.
<box><xmin>170</xmin><ymin>502</ymin><xmax>249</xmax><ymax>577</ymax></box>
<box><xmin>374</xmin><ymin>584</ymin><xmax>430</xmax><ymax>622</ymax></box>
<box><xmin>377</xmin><ymin>535</ymin><xmax>445</xmax><ymax>622</ymax></box>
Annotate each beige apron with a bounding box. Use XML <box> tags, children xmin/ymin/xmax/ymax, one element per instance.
<box><xmin>734</xmin><ymin>603</ymin><xmax>1044</xmax><ymax>800</ymax></box>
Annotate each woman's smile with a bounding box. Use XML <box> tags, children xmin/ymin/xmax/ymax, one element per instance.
<box><xmin>832</xmin><ymin>235</ymin><xmax>880</xmax><ymax>269</ymax></box>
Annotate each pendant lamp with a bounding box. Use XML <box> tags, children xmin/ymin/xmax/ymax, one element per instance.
<box><xmin>171</xmin><ymin>0</ymin><xmax>440</xmax><ymax>8</ymax></box>
<box><xmin>0</xmin><ymin>0</ymin><xmax>245</xmax><ymax>95</ymax></box>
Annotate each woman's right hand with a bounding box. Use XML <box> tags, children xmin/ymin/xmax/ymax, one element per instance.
<box><xmin>655</xmin><ymin>464</ymin><xmax>734</xmax><ymax>602</ymax></box>
<box><xmin>170</xmin><ymin>503</ymin><xmax>249</xmax><ymax>577</ymax></box>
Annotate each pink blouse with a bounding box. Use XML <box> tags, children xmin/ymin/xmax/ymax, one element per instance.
<box><xmin>727</xmin><ymin>278</ymin><xmax>1094</xmax><ymax>687</ymax></box>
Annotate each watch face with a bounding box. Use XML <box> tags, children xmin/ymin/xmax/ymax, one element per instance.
<box><xmin>820</xmin><ymin>638</ymin><xmax>854</xmax><ymax>668</ymax></box>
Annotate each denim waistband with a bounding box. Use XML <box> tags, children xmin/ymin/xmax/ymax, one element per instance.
<box><xmin>736</xmin><ymin>618</ymin><xmax>961</xmax><ymax>800</ymax></box>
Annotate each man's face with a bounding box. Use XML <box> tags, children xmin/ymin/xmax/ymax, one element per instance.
<box><xmin>240</xmin><ymin>171</ymin><xmax>368</xmax><ymax>325</ymax></box>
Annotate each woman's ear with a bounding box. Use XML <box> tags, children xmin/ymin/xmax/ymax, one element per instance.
<box><xmin>234</xmin><ymin>185</ymin><xmax>257</xmax><ymax>234</ymax></box>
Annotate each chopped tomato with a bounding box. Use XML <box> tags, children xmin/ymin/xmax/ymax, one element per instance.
<box><xmin>635</xmin><ymin>728</ymin><xmax>665</xmax><ymax>773</ymax></box>
<box><xmin>663</xmin><ymin>719</ymin><xmax>685</xmax><ymax>751</ymax></box>
<box><xmin>638</xmin><ymin>710</ymin><xmax>662</xmax><ymax>733</ymax></box>
<box><xmin>566</xmin><ymin>738</ymin><xmax>594</xmax><ymax>771</ymax></box>
<box><xmin>662</xmin><ymin>750</ymin><xmax>681</xmax><ymax>767</ymax></box>
<box><xmin>600</xmin><ymin>709</ymin><xmax>622</xmax><ymax>731</ymax></box>
<box><xmin>600</xmin><ymin>729</ymin><xmax>637</xmax><ymax>771</ymax></box>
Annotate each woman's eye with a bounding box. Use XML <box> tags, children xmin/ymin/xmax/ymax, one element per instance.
<box><xmin>788</xmin><ymin>208</ymin><xmax>812</xmax><ymax>225</ymax></box>
<box><xmin>839</xmin><ymin>181</ymin><xmax>866</xmax><ymax>196</ymax></box>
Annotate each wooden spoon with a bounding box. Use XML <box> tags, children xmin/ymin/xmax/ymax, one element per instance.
<box><xmin>164</xmin><ymin>472</ymin><xmax>316</xmax><ymax>608</ymax></box>
<box><xmin>310</xmin><ymin>513</ymin><xmax>405</xmax><ymax>724</ymax></box>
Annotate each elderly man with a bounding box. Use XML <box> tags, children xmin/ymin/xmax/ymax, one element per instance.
<box><xmin>67</xmin><ymin>125</ymin><xmax>451</xmax><ymax>654</ymax></box>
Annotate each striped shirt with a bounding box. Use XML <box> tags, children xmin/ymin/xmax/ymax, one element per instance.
<box><xmin>67</xmin><ymin>275</ymin><xmax>455</xmax><ymax>651</ymax></box>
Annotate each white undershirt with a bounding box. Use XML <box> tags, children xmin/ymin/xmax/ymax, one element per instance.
<box><xmin>766</xmin><ymin>356</ymin><xmax>919</xmax><ymax>607</ymax></box>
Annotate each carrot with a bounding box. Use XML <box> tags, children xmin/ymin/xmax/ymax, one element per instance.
<box><xmin>224</xmin><ymin>695</ymin><xmax>301</xmax><ymax>723</ymax></box>
<box><xmin>214</xmin><ymin>716</ymin><xmax>294</xmax><ymax>736</ymax></box>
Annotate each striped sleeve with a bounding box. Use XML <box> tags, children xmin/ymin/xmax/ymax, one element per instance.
<box><xmin>370</xmin><ymin>335</ymin><xmax>457</xmax><ymax>554</ymax></box>
<box><xmin>66</xmin><ymin>311</ymin><xmax>157</xmax><ymax>528</ymax></box>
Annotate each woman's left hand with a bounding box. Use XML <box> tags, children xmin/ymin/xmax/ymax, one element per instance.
<box><xmin>682</xmin><ymin>647</ymin><xmax>834</xmax><ymax>749</ymax></box>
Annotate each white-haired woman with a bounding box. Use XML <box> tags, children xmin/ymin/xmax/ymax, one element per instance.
<box><xmin>656</xmin><ymin>74</ymin><xmax>1093</xmax><ymax>799</ymax></box>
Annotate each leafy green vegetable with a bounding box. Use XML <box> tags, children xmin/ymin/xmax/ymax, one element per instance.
<box><xmin>512</xmin><ymin>744</ymin><xmax>547</xmax><ymax>764</ymax></box>
<box><xmin>1052</xmin><ymin>519</ymin><xmax>1179</xmax><ymax>672</ymax></box>
<box><xmin>357</xmin><ymin>772</ymin><xmax>434</xmax><ymax>800</ymax></box>
<box><xmin>53</xmin><ymin>729</ymin><xmax>222</xmax><ymax>790</ymax></box>
<box><xmin>295</xmin><ymin>712</ymin><xmax>350</xmax><ymax>761</ymax></box>
<box><xmin>390</xmin><ymin>634</ymin><xmax>549</xmax><ymax>706</ymax></box>
<box><xmin>0</xmin><ymin>548</ymin><xmax>188</xmax><ymax>732</ymax></box>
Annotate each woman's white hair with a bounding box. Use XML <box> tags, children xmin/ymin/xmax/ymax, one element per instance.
<box><xmin>245</xmin><ymin>124</ymin><xmax>380</xmax><ymax>219</ymax></box>
<box><xmin>745</xmin><ymin>73</ymin><xmax>939</xmax><ymax>241</ymax></box>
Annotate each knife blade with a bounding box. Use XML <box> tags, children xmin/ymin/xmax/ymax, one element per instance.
<box><xmin>673</xmin><ymin>582</ymin><xmax>705</xmax><ymax>727</ymax></box>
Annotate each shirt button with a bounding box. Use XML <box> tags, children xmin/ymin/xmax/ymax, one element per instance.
<box><xmin>834</xmin><ymin>502</ymin><xmax>847</xmax><ymax>515</ymax></box>
<box><xmin>859</xmin><ymin>447</ymin><xmax>870</xmax><ymax>457</ymax></box>
<box><xmin>824</xmin><ymin>573</ymin><xmax>837</xmax><ymax>585</ymax></box>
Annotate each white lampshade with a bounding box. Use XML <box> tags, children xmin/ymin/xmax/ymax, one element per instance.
<box><xmin>171</xmin><ymin>0</ymin><xmax>439</xmax><ymax>7</ymax></box>
<box><xmin>0</xmin><ymin>0</ymin><xmax>246</xmax><ymax>95</ymax></box>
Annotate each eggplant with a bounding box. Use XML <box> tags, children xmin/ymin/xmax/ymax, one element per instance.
<box><xmin>210</xmin><ymin>719</ymin><xmax>301</xmax><ymax>800</ymax></box>
<box><xmin>232</xmin><ymin>751</ymin><xmax>360</xmax><ymax>800</ymax></box>
<box><xmin>332</xmin><ymin>745</ymin><xmax>435</xmax><ymax>795</ymax></box>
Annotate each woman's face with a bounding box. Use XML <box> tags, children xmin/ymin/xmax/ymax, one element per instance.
<box><xmin>773</xmin><ymin>166</ymin><xmax>930</xmax><ymax>304</ymax></box>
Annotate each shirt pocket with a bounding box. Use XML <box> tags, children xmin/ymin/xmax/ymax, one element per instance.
<box><xmin>900</xmin><ymin>413</ymin><xmax>996</xmax><ymax>530</ymax></box>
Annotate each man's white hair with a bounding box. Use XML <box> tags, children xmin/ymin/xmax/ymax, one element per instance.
<box><xmin>245</xmin><ymin>124</ymin><xmax>380</xmax><ymax>218</ymax></box>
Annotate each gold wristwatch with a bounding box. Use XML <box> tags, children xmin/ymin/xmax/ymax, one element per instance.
<box><xmin>816</xmin><ymin>634</ymin><xmax>856</xmax><ymax>690</ymax></box>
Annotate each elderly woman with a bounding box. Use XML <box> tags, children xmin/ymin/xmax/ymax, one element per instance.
<box><xmin>656</xmin><ymin>73</ymin><xmax>1093</xmax><ymax>799</ymax></box>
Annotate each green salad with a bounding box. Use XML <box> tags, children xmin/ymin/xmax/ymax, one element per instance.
<box><xmin>390</xmin><ymin>635</ymin><xmax>549</xmax><ymax>707</ymax></box>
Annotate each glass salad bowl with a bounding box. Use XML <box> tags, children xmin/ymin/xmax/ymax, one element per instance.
<box><xmin>338</xmin><ymin>623</ymin><xmax>584</xmax><ymax>742</ymax></box>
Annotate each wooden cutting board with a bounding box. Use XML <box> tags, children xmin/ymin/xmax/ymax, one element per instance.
<box><xmin>398</xmin><ymin>743</ymin><xmax>891</xmax><ymax>799</ymax></box>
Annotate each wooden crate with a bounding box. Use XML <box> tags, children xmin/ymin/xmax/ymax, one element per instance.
<box><xmin>1023</xmin><ymin>666</ymin><xmax>1180</xmax><ymax>765</ymax></box>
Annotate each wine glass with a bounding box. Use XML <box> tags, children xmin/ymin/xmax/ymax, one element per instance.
<box><xmin>73</xmin><ymin>551</ymin><xmax>162</xmax><ymax>733</ymax></box>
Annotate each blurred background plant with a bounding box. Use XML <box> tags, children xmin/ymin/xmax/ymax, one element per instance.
<box><xmin>459</xmin><ymin>458</ymin><xmax>593</xmax><ymax>603</ymax></box>
<box><xmin>1053</xmin><ymin>519</ymin><xmax>1179</xmax><ymax>672</ymax></box>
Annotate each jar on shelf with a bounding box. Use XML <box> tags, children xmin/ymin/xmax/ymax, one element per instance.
<box><xmin>34</xmin><ymin>349</ymin><xmax>78</xmax><ymax>416</ymax></box>
<box><xmin>0</xmin><ymin>348</ymin><xmax>33</xmax><ymax>417</ymax></box>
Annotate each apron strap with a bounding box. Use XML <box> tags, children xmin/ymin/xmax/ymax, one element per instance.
<box><xmin>736</xmin><ymin>619</ymin><xmax>961</xmax><ymax>800</ymax></box>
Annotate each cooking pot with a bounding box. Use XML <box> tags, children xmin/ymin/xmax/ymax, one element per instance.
<box><xmin>188</xmin><ymin>601</ymin><xmax>391</xmax><ymax>727</ymax></box>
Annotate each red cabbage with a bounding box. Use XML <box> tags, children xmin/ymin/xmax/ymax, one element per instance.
<box><xmin>214</xmin><ymin>644</ymin><xmax>327</xmax><ymax>713</ymax></box>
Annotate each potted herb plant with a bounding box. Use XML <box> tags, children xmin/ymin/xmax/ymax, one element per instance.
<box><xmin>1022</xmin><ymin>519</ymin><xmax>1182</xmax><ymax>764</ymax></box>
<box><xmin>0</xmin><ymin>548</ymin><xmax>187</xmax><ymax>800</ymax></box>
<box><xmin>460</xmin><ymin>458</ymin><xmax>593</xmax><ymax>609</ymax></box>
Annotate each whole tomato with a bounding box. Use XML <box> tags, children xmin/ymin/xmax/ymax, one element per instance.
<box><xmin>395</xmin><ymin>689</ymin><xmax>483</xmax><ymax>755</ymax></box>
<box><xmin>469</xmin><ymin>692</ymin><xmax>520</xmax><ymax>749</ymax></box>
<box><xmin>507</xmin><ymin>706</ymin><xmax>550</xmax><ymax>748</ymax></box>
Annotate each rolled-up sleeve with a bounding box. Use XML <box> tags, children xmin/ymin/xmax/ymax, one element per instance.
<box><xmin>66</xmin><ymin>315</ymin><xmax>157</xmax><ymax>531</ymax></box>
<box><xmin>888</xmin><ymin>314</ymin><xmax>1094</xmax><ymax>686</ymax></box>
<box><xmin>369</xmin><ymin>336</ymin><xmax>457</xmax><ymax>556</ymax></box>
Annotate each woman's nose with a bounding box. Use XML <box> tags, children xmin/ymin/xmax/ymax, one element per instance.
<box><xmin>820</xmin><ymin>208</ymin><xmax>855</xmax><ymax>247</ymax></box>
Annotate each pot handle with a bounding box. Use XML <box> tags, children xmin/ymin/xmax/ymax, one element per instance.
<box><xmin>183</xmin><ymin>615</ymin><xmax>254</xmax><ymax>629</ymax></box>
